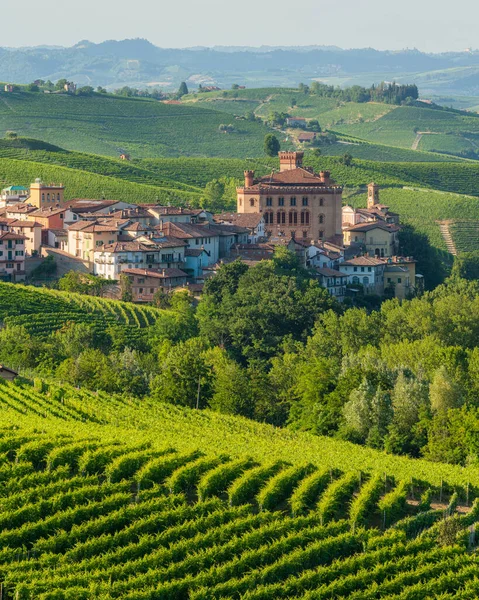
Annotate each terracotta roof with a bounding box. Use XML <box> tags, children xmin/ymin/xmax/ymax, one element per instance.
<box><xmin>246</xmin><ymin>167</ymin><xmax>339</xmax><ymax>188</ymax></box>
<box><xmin>215</xmin><ymin>213</ymin><xmax>264</xmax><ymax>228</ymax></box>
<box><xmin>122</xmin><ymin>222</ymin><xmax>152</xmax><ymax>231</ymax></box>
<box><xmin>185</xmin><ymin>248</ymin><xmax>208</xmax><ymax>257</ymax></box>
<box><xmin>6</xmin><ymin>204</ymin><xmax>37</xmax><ymax>214</ymax></box>
<box><xmin>159</xmin><ymin>222</ymin><xmax>219</xmax><ymax>239</ymax></box>
<box><xmin>10</xmin><ymin>219</ymin><xmax>42</xmax><ymax>228</ymax></box>
<box><xmin>341</xmin><ymin>256</ymin><xmax>385</xmax><ymax>267</ymax></box>
<box><xmin>30</xmin><ymin>206</ymin><xmax>67</xmax><ymax>217</ymax></box>
<box><xmin>143</xmin><ymin>205</ymin><xmax>196</xmax><ymax>216</ymax></box>
<box><xmin>48</xmin><ymin>229</ymin><xmax>68</xmax><ymax>236</ymax></box>
<box><xmin>345</xmin><ymin>222</ymin><xmax>399</xmax><ymax>233</ymax></box>
<box><xmin>122</xmin><ymin>268</ymin><xmax>188</xmax><ymax>279</ymax></box>
<box><xmin>99</xmin><ymin>241</ymin><xmax>158</xmax><ymax>253</ymax></box>
<box><xmin>0</xmin><ymin>231</ymin><xmax>27</xmax><ymax>241</ymax></box>
<box><xmin>205</xmin><ymin>223</ymin><xmax>249</xmax><ymax>235</ymax></box>
<box><xmin>66</xmin><ymin>200</ymin><xmax>124</xmax><ymax>213</ymax></box>
<box><xmin>298</xmin><ymin>132</ymin><xmax>316</xmax><ymax>141</ymax></box>
<box><xmin>316</xmin><ymin>267</ymin><xmax>348</xmax><ymax>277</ymax></box>
<box><xmin>67</xmin><ymin>220</ymin><xmax>121</xmax><ymax>233</ymax></box>
<box><xmin>147</xmin><ymin>235</ymin><xmax>188</xmax><ymax>247</ymax></box>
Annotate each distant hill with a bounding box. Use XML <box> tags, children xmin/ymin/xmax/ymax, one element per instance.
<box><xmin>3</xmin><ymin>39</ymin><xmax>479</xmax><ymax>95</ymax></box>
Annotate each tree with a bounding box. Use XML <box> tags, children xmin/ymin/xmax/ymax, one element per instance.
<box><xmin>398</xmin><ymin>224</ymin><xmax>447</xmax><ymax>290</ymax></box>
<box><xmin>202</xmin><ymin>179</ymin><xmax>226</xmax><ymax>212</ymax></box>
<box><xmin>340</xmin><ymin>152</ymin><xmax>353</xmax><ymax>166</ymax></box>
<box><xmin>429</xmin><ymin>366</ymin><xmax>462</xmax><ymax>413</ymax></box>
<box><xmin>26</xmin><ymin>83</ymin><xmax>40</xmax><ymax>92</ymax></box>
<box><xmin>55</xmin><ymin>79</ymin><xmax>68</xmax><ymax>90</ymax></box>
<box><xmin>206</xmin><ymin>347</ymin><xmax>255</xmax><ymax>417</ymax></box>
<box><xmin>177</xmin><ymin>82</ymin><xmax>189</xmax><ymax>98</ymax></box>
<box><xmin>291</xmin><ymin>97</ymin><xmax>297</xmax><ymax>108</ymax></box>
<box><xmin>451</xmin><ymin>251</ymin><xmax>479</xmax><ymax>281</ymax></box>
<box><xmin>308</xmin><ymin>119</ymin><xmax>321</xmax><ymax>132</ymax></box>
<box><xmin>5</xmin><ymin>131</ymin><xmax>18</xmax><ymax>140</ymax></box>
<box><xmin>76</xmin><ymin>86</ymin><xmax>94</xmax><ymax>96</ymax></box>
<box><xmin>55</xmin><ymin>322</ymin><xmax>95</xmax><ymax>359</ymax></box>
<box><xmin>119</xmin><ymin>274</ymin><xmax>133</xmax><ymax>302</ymax></box>
<box><xmin>264</xmin><ymin>134</ymin><xmax>280</xmax><ymax>157</ymax></box>
<box><xmin>150</xmin><ymin>338</ymin><xmax>211</xmax><ymax>408</ymax></box>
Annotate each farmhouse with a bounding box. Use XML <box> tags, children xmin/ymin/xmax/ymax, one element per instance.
<box><xmin>237</xmin><ymin>151</ymin><xmax>343</xmax><ymax>244</ymax></box>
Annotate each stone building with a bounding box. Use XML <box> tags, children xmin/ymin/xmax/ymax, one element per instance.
<box><xmin>236</xmin><ymin>152</ymin><xmax>343</xmax><ymax>244</ymax></box>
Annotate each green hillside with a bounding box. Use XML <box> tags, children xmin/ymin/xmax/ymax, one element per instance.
<box><xmin>0</xmin><ymin>90</ymin><xmax>278</xmax><ymax>158</ymax></box>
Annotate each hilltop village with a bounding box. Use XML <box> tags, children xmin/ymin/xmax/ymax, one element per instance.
<box><xmin>0</xmin><ymin>151</ymin><xmax>418</xmax><ymax>302</ymax></box>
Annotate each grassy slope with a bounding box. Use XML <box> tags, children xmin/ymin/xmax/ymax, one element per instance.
<box><xmin>0</xmin><ymin>91</ymin><xmax>279</xmax><ymax>158</ymax></box>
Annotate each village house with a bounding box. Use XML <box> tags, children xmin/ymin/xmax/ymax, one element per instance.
<box><xmin>338</xmin><ymin>256</ymin><xmax>386</xmax><ymax>295</ymax></box>
<box><xmin>214</xmin><ymin>213</ymin><xmax>265</xmax><ymax>243</ymax></box>
<box><xmin>121</xmin><ymin>268</ymin><xmax>189</xmax><ymax>302</ymax></box>
<box><xmin>64</xmin><ymin>200</ymin><xmax>136</xmax><ymax>225</ymax></box>
<box><xmin>0</xmin><ymin>231</ymin><xmax>26</xmax><ymax>281</ymax></box>
<box><xmin>6</xmin><ymin>204</ymin><xmax>38</xmax><ymax>221</ymax></box>
<box><xmin>8</xmin><ymin>220</ymin><xmax>42</xmax><ymax>255</ymax></box>
<box><xmin>297</xmin><ymin>132</ymin><xmax>317</xmax><ymax>143</ymax></box>
<box><xmin>343</xmin><ymin>221</ymin><xmax>399</xmax><ymax>258</ymax></box>
<box><xmin>0</xmin><ymin>186</ymin><xmax>29</xmax><ymax>207</ymax></box>
<box><xmin>184</xmin><ymin>248</ymin><xmax>210</xmax><ymax>278</ymax></box>
<box><xmin>156</xmin><ymin>222</ymin><xmax>220</xmax><ymax>266</ymax></box>
<box><xmin>46</xmin><ymin>229</ymin><xmax>68</xmax><ymax>251</ymax></box>
<box><xmin>237</xmin><ymin>152</ymin><xmax>343</xmax><ymax>244</ymax></box>
<box><xmin>204</xmin><ymin>223</ymin><xmax>249</xmax><ymax>257</ymax></box>
<box><xmin>383</xmin><ymin>256</ymin><xmax>417</xmax><ymax>300</ymax></box>
<box><xmin>67</xmin><ymin>221</ymin><xmax>125</xmax><ymax>261</ymax></box>
<box><xmin>316</xmin><ymin>267</ymin><xmax>348</xmax><ymax>301</ymax></box>
<box><xmin>29</xmin><ymin>206</ymin><xmax>68</xmax><ymax>232</ymax></box>
<box><xmin>93</xmin><ymin>237</ymin><xmax>187</xmax><ymax>280</ymax></box>
<box><xmin>306</xmin><ymin>241</ymin><xmax>343</xmax><ymax>270</ymax></box>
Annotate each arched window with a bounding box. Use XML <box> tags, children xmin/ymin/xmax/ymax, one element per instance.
<box><xmin>289</xmin><ymin>211</ymin><xmax>297</xmax><ymax>225</ymax></box>
<box><xmin>281</xmin><ymin>211</ymin><xmax>286</xmax><ymax>224</ymax></box>
<box><xmin>250</xmin><ymin>198</ymin><xmax>255</xmax><ymax>207</ymax></box>
<box><xmin>301</xmin><ymin>211</ymin><xmax>310</xmax><ymax>225</ymax></box>
<box><xmin>319</xmin><ymin>198</ymin><xmax>324</xmax><ymax>207</ymax></box>
<box><xmin>381</xmin><ymin>249</ymin><xmax>385</xmax><ymax>257</ymax></box>
<box><xmin>352</xmin><ymin>276</ymin><xmax>360</xmax><ymax>285</ymax></box>
<box><xmin>318</xmin><ymin>230</ymin><xmax>324</xmax><ymax>239</ymax></box>
<box><xmin>375</xmin><ymin>248</ymin><xmax>380</xmax><ymax>257</ymax></box>
<box><xmin>57</xmin><ymin>193</ymin><xmax>61</xmax><ymax>202</ymax></box>
<box><xmin>47</xmin><ymin>193</ymin><xmax>50</xmax><ymax>202</ymax></box>
<box><xmin>41</xmin><ymin>194</ymin><xmax>45</xmax><ymax>202</ymax></box>
<box><xmin>363</xmin><ymin>277</ymin><xmax>369</xmax><ymax>286</ymax></box>
<box><xmin>277</xmin><ymin>211</ymin><xmax>285</xmax><ymax>225</ymax></box>
<box><xmin>265</xmin><ymin>211</ymin><xmax>273</xmax><ymax>224</ymax></box>
<box><xmin>319</xmin><ymin>214</ymin><xmax>324</xmax><ymax>224</ymax></box>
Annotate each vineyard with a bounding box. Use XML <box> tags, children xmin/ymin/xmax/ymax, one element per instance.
<box><xmin>0</xmin><ymin>91</ymin><xmax>276</xmax><ymax>158</ymax></box>
<box><xmin>0</xmin><ymin>381</ymin><xmax>477</xmax><ymax>598</ymax></box>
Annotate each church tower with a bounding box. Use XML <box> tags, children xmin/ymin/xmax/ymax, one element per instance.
<box><xmin>367</xmin><ymin>182</ymin><xmax>380</xmax><ymax>209</ymax></box>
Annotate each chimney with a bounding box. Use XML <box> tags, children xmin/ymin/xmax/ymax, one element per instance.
<box><xmin>320</xmin><ymin>171</ymin><xmax>331</xmax><ymax>184</ymax></box>
<box><xmin>279</xmin><ymin>151</ymin><xmax>303</xmax><ymax>172</ymax></box>
<box><xmin>244</xmin><ymin>170</ymin><xmax>254</xmax><ymax>187</ymax></box>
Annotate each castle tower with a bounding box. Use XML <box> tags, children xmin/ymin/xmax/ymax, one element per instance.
<box><xmin>279</xmin><ymin>151</ymin><xmax>304</xmax><ymax>172</ymax></box>
<box><xmin>244</xmin><ymin>170</ymin><xmax>254</xmax><ymax>187</ymax></box>
<box><xmin>367</xmin><ymin>182</ymin><xmax>380</xmax><ymax>209</ymax></box>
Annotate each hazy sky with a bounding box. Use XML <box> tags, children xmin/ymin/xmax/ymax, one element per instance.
<box><xmin>2</xmin><ymin>0</ymin><xmax>477</xmax><ymax>53</ymax></box>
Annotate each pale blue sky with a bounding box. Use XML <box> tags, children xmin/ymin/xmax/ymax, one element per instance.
<box><xmin>3</xmin><ymin>0</ymin><xmax>477</xmax><ymax>52</ymax></box>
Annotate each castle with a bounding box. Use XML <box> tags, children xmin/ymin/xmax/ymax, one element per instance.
<box><xmin>236</xmin><ymin>152</ymin><xmax>343</xmax><ymax>244</ymax></box>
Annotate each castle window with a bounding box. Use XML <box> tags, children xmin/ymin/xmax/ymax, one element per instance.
<box><xmin>319</xmin><ymin>214</ymin><xmax>324</xmax><ymax>224</ymax></box>
<box><xmin>57</xmin><ymin>193</ymin><xmax>61</xmax><ymax>202</ymax></box>
<box><xmin>278</xmin><ymin>197</ymin><xmax>284</xmax><ymax>207</ymax></box>
<box><xmin>277</xmin><ymin>211</ymin><xmax>285</xmax><ymax>225</ymax></box>
<box><xmin>302</xmin><ymin>230</ymin><xmax>308</xmax><ymax>238</ymax></box>
<box><xmin>266</xmin><ymin>197</ymin><xmax>273</xmax><ymax>207</ymax></box>
<box><xmin>301</xmin><ymin>211</ymin><xmax>310</xmax><ymax>225</ymax></box>
<box><xmin>319</xmin><ymin>198</ymin><xmax>324</xmax><ymax>206</ymax></box>
<box><xmin>42</xmin><ymin>194</ymin><xmax>45</xmax><ymax>202</ymax></box>
<box><xmin>250</xmin><ymin>198</ymin><xmax>255</xmax><ymax>207</ymax></box>
<box><xmin>302</xmin><ymin>197</ymin><xmax>308</xmax><ymax>206</ymax></box>
<box><xmin>47</xmin><ymin>193</ymin><xmax>50</xmax><ymax>202</ymax></box>
<box><xmin>290</xmin><ymin>197</ymin><xmax>297</xmax><ymax>207</ymax></box>
<box><xmin>289</xmin><ymin>211</ymin><xmax>297</xmax><ymax>225</ymax></box>
<box><xmin>318</xmin><ymin>230</ymin><xmax>324</xmax><ymax>239</ymax></box>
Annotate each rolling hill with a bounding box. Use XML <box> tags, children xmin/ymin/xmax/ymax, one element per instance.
<box><xmin>0</xmin><ymin>90</ymin><xmax>278</xmax><ymax>158</ymax></box>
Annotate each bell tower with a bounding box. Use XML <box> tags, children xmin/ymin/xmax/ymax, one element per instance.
<box><xmin>367</xmin><ymin>182</ymin><xmax>380</xmax><ymax>209</ymax></box>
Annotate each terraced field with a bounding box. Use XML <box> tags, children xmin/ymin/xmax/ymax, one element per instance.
<box><xmin>449</xmin><ymin>220</ymin><xmax>479</xmax><ymax>253</ymax></box>
<box><xmin>0</xmin><ymin>378</ymin><xmax>477</xmax><ymax>599</ymax></box>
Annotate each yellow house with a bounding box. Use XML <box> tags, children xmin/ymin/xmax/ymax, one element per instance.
<box><xmin>384</xmin><ymin>256</ymin><xmax>417</xmax><ymax>300</ymax></box>
<box><xmin>29</xmin><ymin>179</ymin><xmax>65</xmax><ymax>209</ymax></box>
<box><xmin>343</xmin><ymin>222</ymin><xmax>399</xmax><ymax>258</ymax></box>
<box><xmin>67</xmin><ymin>221</ymin><xmax>121</xmax><ymax>262</ymax></box>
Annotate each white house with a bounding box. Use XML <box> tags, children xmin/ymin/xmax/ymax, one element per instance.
<box><xmin>338</xmin><ymin>256</ymin><xmax>386</xmax><ymax>294</ymax></box>
<box><xmin>157</xmin><ymin>222</ymin><xmax>220</xmax><ymax>266</ymax></box>
<box><xmin>214</xmin><ymin>213</ymin><xmax>265</xmax><ymax>244</ymax></box>
<box><xmin>93</xmin><ymin>238</ymin><xmax>187</xmax><ymax>280</ymax></box>
<box><xmin>316</xmin><ymin>267</ymin><xmax>348</xmax><ymax>301</ymax></box>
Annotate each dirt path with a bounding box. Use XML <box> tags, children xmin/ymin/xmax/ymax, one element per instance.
<box><xmin>412</xmin><ymin>133</ymin><xmax>423</xmax><ymax>151</ymax></box>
